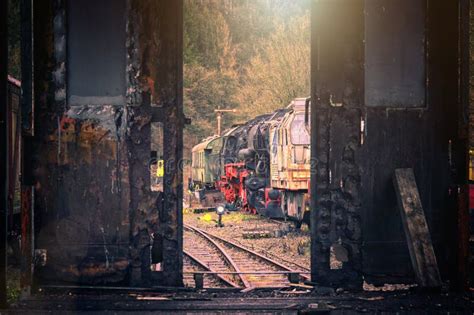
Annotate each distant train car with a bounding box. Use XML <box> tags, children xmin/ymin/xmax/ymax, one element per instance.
<box><xmin>217</xmin><ymin>114</ymin><xmax>275</xmax><ymax>212</ymax></box>
<box><xmin>191</xmin><ymin>97</ymin><xmax>311</xmax><ymax>227</ymax></box>
<box><xmin>269</xmin><ymin>98</ymin><xmax>311</xmax><ymax>225</ymax></box>
<box><xmin>191</xmin><ymin>135</ymin><xmax>222</xmax><ymax>189</ymax></box>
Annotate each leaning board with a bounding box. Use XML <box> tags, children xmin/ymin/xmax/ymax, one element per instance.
<box><xmin>393</xmin><ymin>168</ymin><xmax>442</xmax><ymax>288</ymax></box>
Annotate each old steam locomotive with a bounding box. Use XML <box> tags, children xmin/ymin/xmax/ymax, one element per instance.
<box><xmin>191</xmin><ymin>98</ymin><xmax>311</xmax><ymax>227</ymax></box>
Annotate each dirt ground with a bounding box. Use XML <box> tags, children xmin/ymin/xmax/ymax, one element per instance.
<box><xmin>183</xmin><ymin>209</ymin><xmax>311</xmax><ymax>271</ymax></box>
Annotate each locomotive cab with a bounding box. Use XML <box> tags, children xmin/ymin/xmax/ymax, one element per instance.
<box><xmin>269</xmin><ymin>98</ymin><xmax>311</xmax><ymax>226</ymax></box>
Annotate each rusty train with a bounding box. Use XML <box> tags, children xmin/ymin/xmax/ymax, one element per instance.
<box><xmin>191</xmin><ymin>98</ymin><xmax>311</xmax><ymax>227</ymax></box>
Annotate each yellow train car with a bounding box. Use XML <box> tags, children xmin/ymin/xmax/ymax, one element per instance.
<box><xmin>269</xmin><ymin>98</ymin><xmax>311</xmax><ymax>224</ymax></box>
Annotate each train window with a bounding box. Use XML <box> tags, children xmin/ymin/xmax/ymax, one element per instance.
<box><xmin>364</xmin><ymin>0</ymin><xmax>426</xmax><ymax>107</ymax></box>
<box><xmin>290</xmin><ymin>115</ymin><xmax>310</xmax><ymax>145</ymax></box>
<box><xmin>292</xmin><ymin>146</ymin><xmax>308</xmax><ymax>164</ymax></box>
<box><xmin>67</xmin><ymin>0</ymin><xmax>127</xmax><ymax>106</ymax></box>
<box><xmin>271</xmin><ymin>129</ymin><xmax>278</xmax><ymax>162</ymax></box>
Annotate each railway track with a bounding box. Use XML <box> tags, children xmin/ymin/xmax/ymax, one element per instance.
<box><xmin>183</xmin><ymin>223</ymin><xmax>309</xmax><ymax>289</ymax></box>
<box><xmin>183</xmin><ymin>227</ymin><xmax>244</xmax><ymax>288</ymax></box>
<box><xmin>215</xmin><ymin>214</ymin><xmax>311</xmax><ymax>273</ymax></box>
<box><xmin>183</xmin><ymin>250</ymin><xmax>237</xmax><ymax>288</ymax></box>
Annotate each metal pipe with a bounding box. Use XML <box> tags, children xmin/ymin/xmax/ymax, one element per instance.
<box><xmin>214</xmin><ymin>108</ymin><xmax>236</xmax><ymax>135</ymax></box>
<box><xmin>217</xmin><ymin>112</ymin><xmax>221</xmax><ymax>135</ymax></box>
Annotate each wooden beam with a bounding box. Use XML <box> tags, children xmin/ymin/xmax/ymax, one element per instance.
<box><xmin>393</xmin><ymin>168</ymin><xmax>442</xmax><ymax>288</ymax></box>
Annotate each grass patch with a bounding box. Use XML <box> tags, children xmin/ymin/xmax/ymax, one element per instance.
<box><xmin>224</xmin><ymin>212</ymin><xmax>258</xmax><ymax>222</ymax></box>
<box><xmin>193</xmin><ymin>211</ymin><xmax>259</xmax><ymax>225</ymax></box>
<box><xmin>7</xmin><ymin>266</ymin><xmax>20</xmax><ymax>304</ymax></box>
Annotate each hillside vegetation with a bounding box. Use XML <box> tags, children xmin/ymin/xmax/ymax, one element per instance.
<box><xmin>183</xmin><ymin>0</ymin><xmax>310</xmax><ymax>152</ymax></box>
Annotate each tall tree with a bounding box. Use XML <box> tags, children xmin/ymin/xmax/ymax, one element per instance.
<box><xmin>234</xmin><ymin>14</ymin><xmax>310</xmax><ymax>119</ymax></box>
<box><xmin>183</xmin><ymin>0</ymin><xmax>240</xmax><ymax>159</ymax></box>
<box><xmin>182</xmin><ymin>0</ymin><xmax>310</xmax><ymax>156</ymax></box>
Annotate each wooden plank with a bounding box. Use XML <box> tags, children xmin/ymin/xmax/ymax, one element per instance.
<box><xmin>393</xmin><ymin>168</ymin><xmax>441</xmax><ymax>287</ymax></box>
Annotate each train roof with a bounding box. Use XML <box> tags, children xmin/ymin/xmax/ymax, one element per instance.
<box><xmin>193</xmin><ymin>97</ymin><xmax>309</xmax><ymax>153</ymax></box>
<box><xmin>222</xmin><ymin>125</ymin><xmax>241</xmax><ymax>137</ymax></box>
<box><xmin>287</xmin><ymin>97</ymin><xmax>310</xmax><ymax>112</ymax></box>
<box><xmin>192</xmin><ymin>135</ymin><xmax>221</xmax><ymax>153</ymax></box>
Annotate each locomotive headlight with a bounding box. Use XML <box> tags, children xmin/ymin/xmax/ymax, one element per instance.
<box><xmin>216</xmin><ymin>205</ymin><xmax>225</xmax><ymax>215</ymax></box>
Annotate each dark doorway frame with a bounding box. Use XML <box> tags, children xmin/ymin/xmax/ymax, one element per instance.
<box><xmin>1</xmin><ymin>0</ymin><xmax>468</xmax><ymax>294</ymax></box>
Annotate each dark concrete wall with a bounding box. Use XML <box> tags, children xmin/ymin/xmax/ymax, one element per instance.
<box><xmin>0</xmin><ymin>0</ymin><xmax>9</xmax><ymax>306</ymax></box>
<box><xmin>32</xmin><ymin>0</ymin><xmax>183</xmax><ymax>287</ymax></box>
<box><xmin>311</xmin><ymin>0</ymin><xmax>464</xmax><ymax>287</ymax></box>
<box><xmin>470</xmin><ymin>0</ymin><xmax>474</xmax><ymax>152</ymax></box>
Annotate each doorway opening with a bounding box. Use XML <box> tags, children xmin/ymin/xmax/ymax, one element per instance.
<box><xmin>174</xmin><ymin>0</ymin><xmax>312</xmax><ymax>289</ymax></box>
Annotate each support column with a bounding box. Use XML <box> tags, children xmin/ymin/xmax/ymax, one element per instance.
<box><xmin>158</xmin><ymin>0</ymin><xmax>184</xmax><ymax>287</ymax></box>
<box><xmin>310</xmin><ymin>0</ymin><xmax>364</xmax><ymax>287</ymax></box>
<box><xmin>0</xmin><ymin>0</ymin><xmax>9</xmax><ymax>307</ymax></box>
<box><xmin>20</xmin><ymin>0</ymin><xmax>34</xmax><ymax>296</ymax></box>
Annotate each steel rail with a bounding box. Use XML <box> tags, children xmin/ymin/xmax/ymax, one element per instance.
<box><xmin>183</xmin><ymin>250</ymin><xmax>239</xmax><ymax>288</ymax></box>
<box><xmin>183</xmin><ymin>224</ymin><xmax>251</xmax><ymax>288</ymax></box>
<box><xmin>188</xmin><ymin>224</ymin><xmax>310</xmax><ymax>281</ymax></box>
<box><xmin>241</xmin><ymin>242</ymin><xmax>311</xmax><ymax>274</ymax></box>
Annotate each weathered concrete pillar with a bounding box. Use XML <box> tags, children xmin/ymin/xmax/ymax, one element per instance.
<box><xmin>0</xmin><ymin>0</ymin><xmax>9</xmax><ymax>307</ymax></box>
<box><xmin>310</xmin><ymin>0</ymin><xmax>364</xmax><ymax>288</ymax></box>
<box><xmin>20</xmin><ymin>0</ymin><xmax>35</xmax><ymax>297</ymax></box>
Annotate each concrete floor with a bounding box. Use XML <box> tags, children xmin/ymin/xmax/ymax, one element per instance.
<box><xmin>5</xmin><ymin>287</ymin><xmax>474</xmax><ymax>314</ymax></box>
